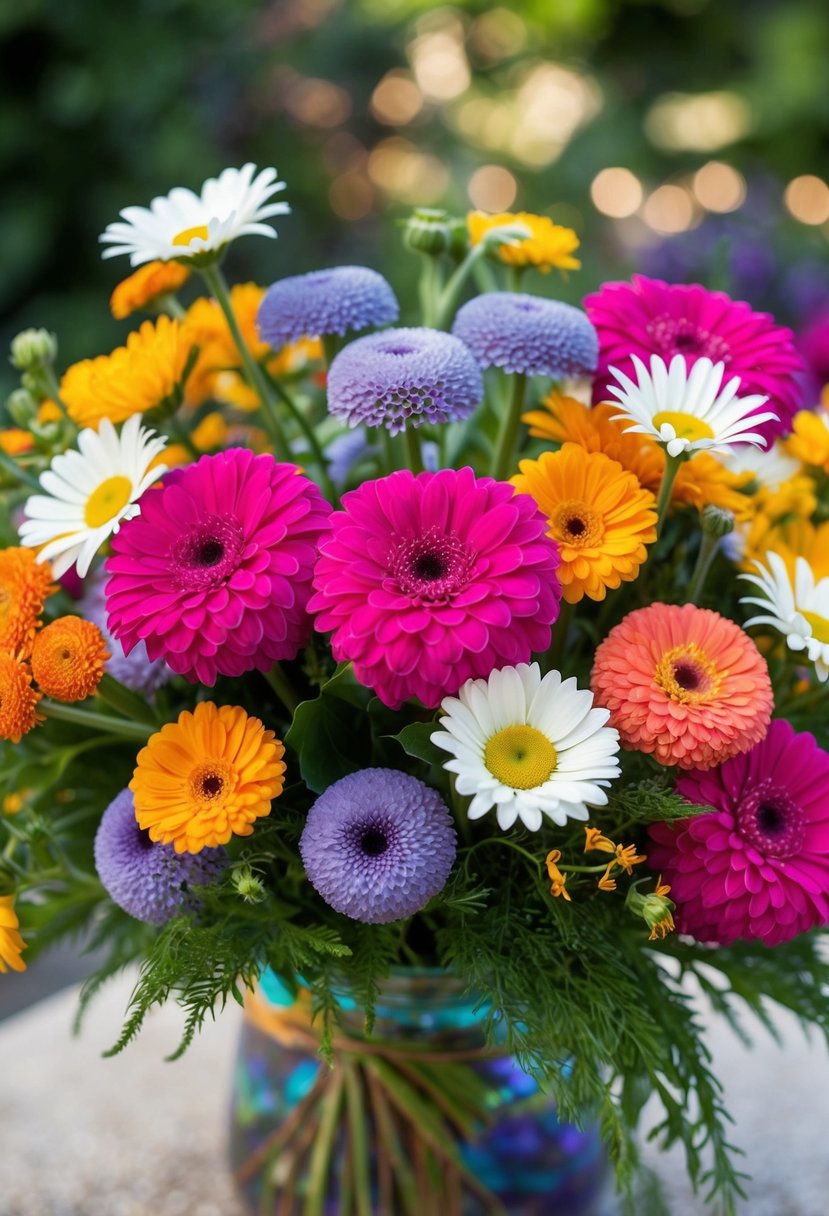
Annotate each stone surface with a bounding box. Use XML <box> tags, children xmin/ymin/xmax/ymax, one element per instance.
<box><xmin>1</xmin><ymin>969</ymin><xmax>828</xmax><ymax>1215</ymax></box>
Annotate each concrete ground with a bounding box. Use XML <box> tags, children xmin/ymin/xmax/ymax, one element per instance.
<box><xmin>1</xmin><ymin>967</ymin><xmax>828</xmax><ymax>1216</ymax></box>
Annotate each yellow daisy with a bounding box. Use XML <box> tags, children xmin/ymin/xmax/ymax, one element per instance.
<box><xmin>512</xmin><ymin>444</ymin><xmax>658</xmax><ymax>603</ymax></box>
<box><xmin>467</xmin><ymin>211</ymin><xmax>581</xmax><ymax>273</ymax></box>
<box><xmin>130</xmin><ymin>701</ymin><xmax>286</xmax><ymax>854</ymax></box>
<box><xmin>110</xmin><ymin>260</ymin><xmax>191</xmax><ymax>320</ymax></box>
<box><xmin>0</xmin><ymin>896</ymin><xmax>27</xmax><ymax>973</ymax></box>
<box><xmin>60</xmin><ymin>316</ymin><xmax>195</xmax><ymax>427</ymax></box>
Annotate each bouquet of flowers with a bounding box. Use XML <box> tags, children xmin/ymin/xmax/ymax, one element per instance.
<box><xmin>3</xmin><ymin>164</ymin><xmax>829</xmax><ymax>1215</ymax></box>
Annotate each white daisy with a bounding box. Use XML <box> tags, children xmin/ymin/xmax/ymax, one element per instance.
<box><xmin>606</xmin><ymin>354</ymin><xmax>778</xmax><ymax>458</ymax></box>
<box><xmin>741</xmin><ymin>551</ymin><xmax>829</xmax><ymax>682</ymax></box>
<box><xmin>431</xmin><ymin>663</ymin><xmax>621</xmax><ymax>832</ymax></box>
<box><xmin>19</xmin><ymin>415</ymin><xmax>167</xmax><ymax>579</ymax></box>
<box><xmin>724</xmin><ymin>439</ymin><xmax>800</xmax><ymax>491</ymax></box>
<box><xmin>99</xmin><ymin>164</ymin><xmax>289</xmax><ymax>267</ymax></box>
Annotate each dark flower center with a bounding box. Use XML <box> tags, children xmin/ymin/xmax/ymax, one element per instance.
<box><xmin>646</xmin><ymin>315</ymin><xmax>731</xmax><ymax>365</ymax></box>
<box><xmin>197</xmin><ymin>539</ymin><xmax>225</xmax><ymax>567</ymax></box>
<box><xmin>565</xmin><ymin>516</ymin><xmax>586</xmax><ymax>537</ymax></box>
<box><xmin>360</xmin><ymin>828</ymin><xmax>389</xmax><ymax>856</ymax></box>
<box><xmin>735</xmin><ymin>779</ymin><xmax>805</xmax><ymax>859</ymax></box>
<box><xmin>673</xmin><ymin>662</ymin><xmax>700</xmax><ymax>691</ymax></box>
<box><xmin>200</xmin><ymin>773</ymin><xmax>224</xmax><ymax>798</ymax></box>
<box><xmin>413</xmin><ymin>552</ymin><xmax>446</xmax><ymax>581</ymax></box>
<box><xmin>390</xmin><ymin>527</ymin><xmax>474</xmax><ymax>603</ymax></box>
<box><xmin>173</xmin><ymin>514</ymin><xmax>244</xmax><ymax>591</ymax></box>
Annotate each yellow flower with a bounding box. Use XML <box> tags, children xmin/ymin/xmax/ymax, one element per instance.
<box><xmin>0</xmin><ymin>895</ymin><xmax>27</xmax><ymax>973</ymax></box>
<box><xmin>0</xmin><ymin>547</ymin><xmax>55</xmax><ymax>654</ymax></box>
<box><xmin>614</xmin><ymin>843</ymin><xmax>647</xmax><ymax>876</ymax></box>
<box><xmin>545</xmin><ymin>849</ymin><xmax>571</xmax><ymax>901</ymax></box>
<box><xmin>740</xmin><ymin>515</ymin><xmax>829</xmax><ymax>581</ymax></box>
<box><xmin>3</xmin><ymin>790</ymin><xmax>29</xmax><ymax>815</ymax></box>
<box><xmin>191</xmin><ymin>411</ymin><xmax>230</xmax><ymax>452</ymax></box>
<box><xmin>0</xmin><ymin>651</ymin><xmax>41</xmax><ymax>743</ymax></box>
<box><xmin>31</xmin><ymin>616</ymin><xmax>108</xmax><ymax>702</ymax></box>
<box><xmin>110</xmin><ymin>260</ymin><xmax>191</xmax><ymax>320</ymax></box>
<box><xmin>0</xmin><ymin>428</ymin><xmax>34</xmax><ymax>457</ymax></box>
<box><xmin>38</xmin><ymin>400</ymin><xmax>63</xmax><ymax>423</ymax></box>
<box><xmin>787</xmin><ymin>407</ymin><xmax>829</xmax><ymax>473</ymax></box>
<box><xmin>131</xmin><ymin>701</ymin><xmax>286</xmax><ymax>854</ymax></box>
<box><xmin>597</xmin><ymin>862</ymin><xmax>617</xmax><ymax>892</ymax></box>
<box><xmin>512</xmin><ymin>444</ymin><xmax>657</xmax><ymax>603</ymax></box>
<box><xmin>467</xmin><ymin>211</ymin><xmax>581</xmax><ymax>273</ymax></box>
<box><xmin>583</xmin><ymin>826</ymin><xmax>616</xmax><ymax>854</ymax></box>
<box><xmin>60</xmin><ymin>316</ymin><xmax>195</xmax><ymax>427</ymax></box>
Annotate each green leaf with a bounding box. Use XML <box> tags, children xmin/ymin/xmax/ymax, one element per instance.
<box><xmin>392</xmin><ymin>720</ymin><xmax>444</xmax><ymax>767</ymax></box>
<box><xmin>285</xmin><ymin>693</ymin><xmax>372</xmax><ymax>793</ymax></box>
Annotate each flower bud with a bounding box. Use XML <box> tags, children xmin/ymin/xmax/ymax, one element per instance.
<box><xmin>231</xmin><ymin>864</ymin><xmax>265</xmax><ymax>903</ymax></box>
<box><xmin>402</xmin><ymin>208</ymin><xmax>457</xmax><ymax>256</ymax></box>
<box><xmin>625</xmin><ymin>877</ymin><xmax>676</xmax><ymax>941</ymax></box>
<box><xmin>701</xmin><ymin>504</ymin><xmax>735</xmax><ymax>538</ymax></box>
<box><xmin>6</xmin><ymin>388</ymin><xmax>38</xmax><ymax>427</ymax></box>
<box><xmin>10</xmin><ymin>328</ymin><xmax>57</xmax><ymax>371</ymax></box>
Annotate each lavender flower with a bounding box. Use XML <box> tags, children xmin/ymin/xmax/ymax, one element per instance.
<box><xmin>94</xmin><ymin>789</ymin><xmax>227</xmax><ymax>925</ymax></box>
<box><xmin>325</xmin><ymin>428</ymin><xmax>376</xmax><ymax>489</ymax></box>
<box><xmin>452</xmin><ymin>293</ymin><xmax>598</xmax><ymax>377</ymax></box>
<box><xmin>299</xmin><ymin>768</ymin><xmax>457</xmax><ymax>924</ymax></box>
<box><xmin>81</xmin><ymin>576</ymin><xmax>172</xmax><ymax>696</ymax></box>
<box><xmin>326</xmin><ymin>328</ymin><xmax>483</xmax><ymax>435</ymax></box>
<box><xmin>257</xmin><ymin>266</ymin><xmax>399</xmax><ymax>345</ymax></box>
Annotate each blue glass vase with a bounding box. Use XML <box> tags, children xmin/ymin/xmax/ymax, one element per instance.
<box><xmin>228</xmin><ymin>968</ymin><xmax>609</xmax><ymax>1215</ymax></box>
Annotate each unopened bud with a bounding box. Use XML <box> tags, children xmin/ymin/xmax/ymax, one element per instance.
<box><xmin>701</xmin><ymin>504</ymin><xmax>734</xmax><ymax>538</ymax></box>
<box><xmin>625</xmin><ymin>878</ymin><xmax>676</xmax><ymax>941</ymax></box>
<box><xmin>6</xmin><ymin>388</ymin><xmax>38</xmax><ymax>427</ymax></box>
<box><xmin>10</xmin><ymin>328</ymin><xmax>57</xmax><ymax>372</ymax></box>
<box><xmin>231</xmin><ymin>864</ymin><xmax>265</xmax><ymax>904</ymax></box>
<box><xmin>402</xmin><ymin>208</ymin><xmax>457</xmax><ymax>256</ymax></box>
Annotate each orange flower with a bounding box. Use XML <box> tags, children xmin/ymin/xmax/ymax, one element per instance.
<box><xmin>130</xmin><ymin>701</ymin><xmax>286</xmax><ymax>854</ymax></box>
<box><xmin>787</xmin><ymin>407</ymin><xmax>829</xmax><ymax>473</ymax></box>
<box><xmin>614</xmin><ymin>843</ymin><xmax>647</xmax><ymax>875</ymax></box>
<box><xmin>591</xmin><ymin>603</ymin><xmax>773</xmax><ymax>770</ymax></box>
<box><xmin>512</xmin><ymin>444</ymin><xmax>657</xmax><ymax>603</ymax></box>
<box><xmin>0</xmin><ymin>895</ymin><xmax>26</xmax><ymax>973</ymax></box>
<box><xmin>110</xmin><ymin>260</ymin><xmax>190</xmax><ymax>320</ymax></box>
<box><xmin>597</xmin><ymin>863</ymin><xmax>617</xmax><ymax>892</ymax></box>
<box><xmin>545</xmin><ymin>849</ymin><xmax>571</xmax><ymax>901</ymax></box>
<box><xmin>30</xmin><ymin>616</ymin><xmax>108</xmax><ymax>702</ymax></box>
<box><xmin>0</xmin><ymin>429</ymin><xmax>34</xmax><ymax>457</ymax></box>
<box><xmin>467</xmin><ymin>211</ymin><xmax>581</xmax><ymax>273</ymax></box>
<box><xmin>0</xmin><ymin>651</ymin><xmax>41</xmax><ymax>742</ymax></box>
<box><xmin>584</xmin><ymin>826</ymin><xmax>615</xmax><ymax>854</ymax></box>
<box><xmin>0</xmin><ymin>547</ymin><xmax>55</xmax><ymax>653</ymax></box>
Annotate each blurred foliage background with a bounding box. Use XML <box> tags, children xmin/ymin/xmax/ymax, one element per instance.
<box><xmin>2</xmin><ymin>0</ymin><xmax>829</xmax><ymax>399</ymax></box>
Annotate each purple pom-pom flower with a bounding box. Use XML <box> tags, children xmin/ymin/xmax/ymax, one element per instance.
<box><xmin>326</xmin><ymin>327</ymin><xmax>483</xmax><ymax>435</ymax></box>
<box><xmin>299</xmin><ymin>768</ymin><xmax>457</xmax><ymax>924</ymax></box>
<box><xmin>257</xmin><ymin>266</ymin><xmax>399</xmax><ymax>345</ymax></box>
<box><xmin>94</xmin><ymin>789</ymin><xmax>227</xmax><ymax>925</ymax></box>
<box><xmin>452</xmin><ymin>292</ymin><xmax>598</xmax><ymax>378</ymax></box>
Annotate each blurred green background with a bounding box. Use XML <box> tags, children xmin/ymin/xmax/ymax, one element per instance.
<box><xmin>3</xmin><ymin>0</ymin><xmax>829</xmax><ymax>400</ymax></box>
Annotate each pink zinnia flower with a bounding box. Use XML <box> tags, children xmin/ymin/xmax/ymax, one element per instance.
<box><xmin>308</xmin><ymin>468</ymin><xmax>562</xmax><ymax>709</ymax></box>
<box><xmin>585</xmin><ymin>275</ymin><xmax>805</xmax><ymax>441</ymax></box>
<box><xmin>106</xmin><ymin>449</ymin><xmax>331</xmax><ymax>685</ymax></box>
<box><xmin>648</xmin><ymin>721</ymin><xmax>829</xmax><ymax>946</ymax></box>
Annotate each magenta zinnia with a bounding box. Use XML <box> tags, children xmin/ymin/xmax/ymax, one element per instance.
<box><xmin>308</xmin><ymin>468</ymin><xmax>563</xmax><ymax>709</ymax></box>
<box><xmin>648</xmin><ymin>721</ymin><xmax>829</xmax><ymax>946</ymax></box>
<box><xmin>585</xmin><ymin>275</ymin><xmax>805</xmax><ymax>441</ymax></box>
<box><xmin>106</xmin><ymin>448</ymin><xmax>332</xmax><ymax>685</ymax></box>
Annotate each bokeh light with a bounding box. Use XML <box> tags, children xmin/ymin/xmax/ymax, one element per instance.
<box><xmin>784</xmin><ymin>175</ymin><xmax>829</xmax><ymax>225</ymax></box>
<box><xmin>370</xmin><ymin>71</ymin><xmax>423</xmax><ymax>126</ymax></box>
<box><xmin>646</xmin><ymin>91</ymin><xmax>750</xmax><ymax>152</ymax></box>
<box><xmin>642</xmin><ymin>184</ymin><xmax>699</xmax><ymax>234</ymax></box>
<box><xmin>590</xmin><ymin>167</ymin><xmax>643</xmax><ymax>218</ymax></box>
<box><xmin>467</xmin><ymin>164</ymin><xmax>518</xmax><ymax>211</ymax></box>
<box><xmin>692</xmin><ymin>161</ymin><xmax>746</xmax><ymax>212</ymax></box>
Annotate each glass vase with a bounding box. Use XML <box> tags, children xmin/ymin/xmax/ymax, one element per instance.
<box><xmin>228</xmin><ymin>968</ymin><xmax>609</xmax><ymax>1215</ymax></box>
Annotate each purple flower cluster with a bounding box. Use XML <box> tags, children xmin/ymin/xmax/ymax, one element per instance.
<box><xmin>257</xmin><ymin>266</ymin><xmax>399</xmax><ymax>345</ymax></box>
<box><xmin>452</xmin><ymin>293</ymin><xmax>598</xmax><ymax>378</ymax></box>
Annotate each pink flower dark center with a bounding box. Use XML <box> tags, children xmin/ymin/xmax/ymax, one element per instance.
<box><xmin>172</xmin><ymin>515</ymin><xmax>244</xmax><ymax>591</ymax></box>
<box><xmin>389</xmin><ymin>528</ymin><xmax>474</xmax><ymax>602</ymax></box>
<box><xmin>736</xmin><ymin>779</ymin><xmax>805</xmax><ymax>859</ymax></box>
<box><xmin>673</xmin><ymin>662</ymin><xmax>700</xmax><ymax>691</ymax></box>
<box><xmin>647</xmin><ymin>316</ymin><xmax>731</xmax><ymax>364</ymax></box>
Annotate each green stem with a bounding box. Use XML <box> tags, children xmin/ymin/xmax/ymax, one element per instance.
<box><xmin>96</xmin><ymin>673</ymin><xmax>160</xmax><ymax>726</ymax></box>
<box><xmin>560</xmin><ymin>862</ymin><xmax>616</xmax><ymax>874</ymax></box>
<box><xmin>40</xmin><ymin>364</ymin><xmax>70</xmax><ymax>415</ymax></box>
<box><xmin>463</xmin><ymin>836</ymin><xmax>542</xmax><ymax>871</ymax></box>
<box><xmin>379</xmin><ymin>428</ymin><xmax>397</xmax><ymax>477</ymax></box>
<box><xmin>199</xmin><ymin>264</ymin><xmax>291</xmax><ymax>461</ymax></box>
<box><xmin>321</xmin><ymin>333</ymin><xmax>343</xmax><ymax>370</ymax></box>
<box><xmin>687</xmin><ymin>529</ymin><xmax>721</xmax><ymax>605</ymax></box>
<box><xmin>0</xmin><ymin>449</ymin><xmax>41</xmax><ymax>491</ymax></box>
<box><xmin>40</xmin><ymin>700</ymin><xmax>153</xmax><ymax>742</ymax></box>
<box><xmin>403</xmin><ymin>425</ymin><xmax>424</xmax><ymax>474</ymax></box>
<box><xmin>654</xmin><ymin>452</ymin><xmax>684</xmax><ymax>538</ymax></box>
<box><xmin>265</xmin><ymin>372</ymin><xmax>336</xmax><ymax>499</ymax></box>
<box><xmin>418</xmin><ymin>256</ymin><xmax>445</xmax><ymax>328</ymax></box>
<box><xmin>342</xmin><ymin>1061</ymin><xmax>372</xmax><ymax>1216</ymax></box>
<box><xmin>302</xmin><ymin>1067</ymin><xmax>346</xmax><ymax>1216</ymax></box>
<box><xmin>491</xmin><ymin>372</ymin><xmax>527</xmax><ymax>481</ymax></box>
<box><xmin>263</xmin><ymin>664</ymin><xmax>300</xmax><ymax>716</ymax></box>
<box><xmin>545</xmin><ymin>598</ymin><xmax>574</xmax><ymax>675</ymax></box>
<box><xmin>433</xmin><ymin>245</ymin><xmax>486</xmax><ymax>329</ymax></box>
<box><xmin>156</xmin><ymin>294</ymin><xmax>187</xmax><ymax>320</ymax></box>
<box><xmin>505</xmin><ymin>265</ymin><xmax>525</xmax><ymax>292</ymax></box>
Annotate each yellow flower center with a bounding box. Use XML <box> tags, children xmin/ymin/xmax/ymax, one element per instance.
<box><xmin>172</xmin><ymin>224</ymin><xmax>210</xmax><ymax>247</ymax></box>
<box><xmin>653</xmin><ymin>643</ymin><xmax>721</xmax><ymax>704</ymax></box>
<box><xmin>802</xmin><ymin>610</ymin><xmax>829</xmax><ymax>645</ymax></box>
<box><xmin>651</xmin><ymin>411</ymin><xmax>715</xmax><ymax>442</ymax></box>
<box><xmin>484</xmin><ymin>725</ymin><xmax>557</xmax><ymax>789</ymax></box>
<box><xmin>84</xmin><ymin>476</ymin><xmax>134</xmax><ymax>528</ymax></box>
<box><xmin>189</xmin><ymin>761</ymin><xmax>233</xmax><ymax>808</ymax></box>
<box><xmin>550</xmin><ymin>499</ymin><xmax>604</xmax><ymax>548</ymax></box>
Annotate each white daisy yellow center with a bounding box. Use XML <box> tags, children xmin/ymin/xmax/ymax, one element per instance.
<box><xmin>803</xmin><ymin>610</ymin><xmax>829</xmax><ymax>645</ymax></box>
<box><xmin>172</xmin><ymin>224</ymin><xmax>209</xmax><ymax>247</ymax></box>
<box><xmin>84</xmin><ymin>475</ymin><xmax>134</xmax><ymax>528</ymax></box>
<box><xmin>484</xmin><ymin>725</ymin><xmax>557</xmax><ymax>789</ymax></box>
<box><xmin>651</xmin><ymin>411</ymin><xmax>715</xmax><ymax>442</ymax></box>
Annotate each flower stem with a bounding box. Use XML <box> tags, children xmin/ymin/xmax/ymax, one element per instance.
<box><xmin>0</xmin><ymin>449</ymin><xmax>41</xmax><ymax>491</ymax></box>
<box><xmin>321</xmin><ymin>333</ymin><xmax>342</xmax><ymax>370</ymax></box>
<box><xmin>263</xmin><ymin>663</ymin><xmax>300</xmax><ymax>716</ymax></box>
<box><xmin>654</xmin><ymin>452</ymin><xmax>684</xmax><ymax>538</ymax></box>
<box><xmin>40</xmin><ymin>700</ymin><xmax>154</xmax><ymax>742</ymax></box>
<box><xmin>199</xmin><ymin>264</ymin><xmax>291</xmax><ymax>462</ymax></box>
<box><xmin>264</xmin><ymin>370</ymin><xmax>336</xmax><ymax>499</ymax></box>
<box><xmin>687</xmin><ymin>530</ymin><xmax>721</xmax><ymax>604</ymax></box>
<box><xmin>418</xmin><ymin>255</ymin><xmax>445</xmax><ymax>328</ymax></box>
<box><xmin>302</xmin><ymin>1066</ymin><xmax>345</xmax><ymax>1216</ymax></box>
<box><xmin>545</xmin><ymin>599</ymin><xmax>574</xmax><ymax>675</ymax></box>
<box><xmin>96</xmin><ymin>673</ymin><xmax>160</xmax><ymax>726</ymax></box>
<box><xmin>156</xmin><ymin>294</ymin><xmax>187</xmax><ymax>320</ymax></box>
<box><xmin>433</xmin><ymin>245</ymin><xmax>486</xmax><ymax>329</ymax></box>
<box><xmin>491</xmin><ymin>372</ymin><xmax>527</xmax><ymax>481</ymax></box>
<box><xmin>403</xmin><ymin>425</ymin><xmax>425</xmax><ymax>475</ymax></box>
<box><xmin>505</xmin><ymin>265</ymin><xmax>525</xmax><ymax>292</ymax></box>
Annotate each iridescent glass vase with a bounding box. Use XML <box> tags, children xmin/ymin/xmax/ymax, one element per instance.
<box><xmin>228</xmin><ymin>968</ymin><xmax>609</xmax><ymax>1215</ymax></box>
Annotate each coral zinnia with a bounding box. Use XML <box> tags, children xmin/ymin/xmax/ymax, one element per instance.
<box><xmin>110</xmin><ymin>260</ymin><xmax>190</xmax><ymax>320</ymax></box>
<box><xmin>0</xmin><ymin>547</ymin><xmax>55</xmax><ymax>653</ymax></box>
<box><xmin>130</xmin><ymin>702</ymin><xmax>286</xmax><ymax>854</ymax></box>
<box><xmin>308</xmin><ymin>468</ymin><xmax>562</xmax><ymax>709</ymax></box>
<box><xmin>0</xmin><ymin>895</ymin><xmax>26</xmax><ymax>973</ymax></box>
<box><xmin>300</xmin><ymin>769</ymin><xmax>456</xmax><ymax>924</ymax></box>
<box><xmin>511</xmin><ymin>445</ymin><xmax>657</xmax><ymax>603</ymax></box>
<box><xmin>31</xmin><ymin>616</ymin><xmax>108</xmax><ymax>702</ymax></box>
<box><xmin>648</xmin><ymin>721</ymin><xmax>829</xmax><ymax>945</ymax></box>
<box><xmin>60</xmin><ymin>316</ymin><xmax>195</xmax><ymax>428</ymax></box>
<box><xmin>0</xmin><ymin>651</ymin><xmax>41</xmax><ymax>743</ymax></box>
<box><xmin>106</xmin><ymin>449</ymin><xmax>332</xmax><ymax>686</ymax></box>
<box><xmin>585</xmin><ymin>275</ymin><xmax>805</xmax><ymax>440</ymax></box>
<box><xmin>467</xmin><ymin>211</ymin><xmax>581</xmax><ymax>274</ymax></box>
<box><xmin>591</xmin><ymin>603</ymin><xmax>773</xmax><ymax>770</ymax></box>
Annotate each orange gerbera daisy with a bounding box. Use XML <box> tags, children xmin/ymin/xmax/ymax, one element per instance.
<box><xmin>591</xmin><ymin>603</ymin><xmax>773</xmax><ymax>770</ymax></box>
<box><xmin>61</xmin><ymin>316</ymin><xmax>195</xmax><ymax>427</ymax></box>
<box><xmin>130</xmin><ymin>701</ymin><xmax>286</xmax><ymax>854</ymax></box>
<box><xmin>0</xmin><ymin>650</ymin><xmax>42</xmax><ymax>743</ymax></box>
<box><xmin>110</xmin><ymin>260</ymin><xmax>191</xmax><ymax>320</ymax></box>
<box><xmin>467</xmin><ymin>211</ymin><xmax>581</xmax><ymax>273</ymax></box>
<box><xmin>512</xmin><ymin>444</ymin><xmax>657</xmax><ymax>603</ymax></box>
<box><xmin>0</xmin><ymin>547</ymin><xmax>55</xmax><ymax>653</ymax></box>
<box><xmin>0</xmin><ymin>895</ymin><xmax>26</xmax><ymax>973</ymax></box>
<box><xmin>30</xmin><ymin>616</ymin><xmax>108</xmax><ymax>702</ymax></box>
